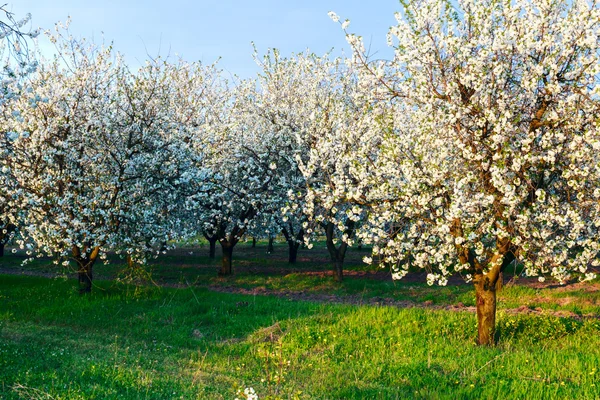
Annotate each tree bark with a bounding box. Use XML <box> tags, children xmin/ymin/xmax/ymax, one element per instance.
<box><xmin>451</xmin><ymin>217</ymin><xmax>517</xmax><ymax>345</ymax></box>
<box><xmin>288</xmin><ymin>242</ymin><xmax>299</xmax><ymax>264</ymax></box>
<box><xmin>496</xmin><ymin>272</ymin><xmax>503</xmax><ymax>292</ymax></box>
<box><xmin>127</xmin><ymin>254</ymin><xmax>137</xmax><ymax>270</ymax></box>
<box><xmin>209</xmin><ymin>239</ymin><xmax>217</xmax><ymax>259</ymax></box>
<box><xmin>219</xmin><ymin>241</ymin><xmax>234</xmax><ymax>276</ymax></box>
<box><xmin>73</xmin><ymin>246</ymin><xmax>100</xmax><ymax>295</ymax></box>
<box><xmin>325</xmin><ymin>221</ymin><xmax>354</xmax><ymax>283</ymax></box>
<box><xmin>203</xmin><ymin>232</ymin><xmax>218</xmax><ymax>259</ymax></box>
<box><xmin>474</xmin><ymin>248</ymin><xmax>514</xmax><ymax>345</ymax></box>
<box><xmin>282</xmin><ymin>226</ymin><xmax>303</xmax><ymax>264</ymax></box>
<box><xmin>213</xmin><ymin>208</ymin><xmax>253</xmax><ymax>276</ymax></box>
<box><xmin>78</xmin><ymin>263</ymin><xmax>93</xmax><ymax>294</ymax></box>
<box><xmin>475</xmin><ymin>275</ymin><xmax>497</xmax><ymax>345</ymax></box>
<box><xmin>251</xmin><ymin>237</ymin><xmax>256</xmax><ymax>248</ymax></box>
<box><xmin>267</xmin><ymin>236</ymin><xmax>274</xmax><ymax>253</ymax></box>
<box><xmin>0</xmin><ymin>222</ymin><xmax>16</xmax><ymax>257</ymax></box>
<box><xmin>334</xmin><ymin>260</ymin><xmax>344</xmax><ymax>282</ymax></box>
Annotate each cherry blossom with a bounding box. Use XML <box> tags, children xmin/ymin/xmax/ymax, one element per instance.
<box><xmin>335</xmin><ymin>0</ymin><xmax>600</xmax><ymax>344</ymax></box>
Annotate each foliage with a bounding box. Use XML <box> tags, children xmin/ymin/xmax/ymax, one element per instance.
<box><xmin>332</xmin><ymin>0</ymin><xmax>600</xmax><ymax>285</ymax></box>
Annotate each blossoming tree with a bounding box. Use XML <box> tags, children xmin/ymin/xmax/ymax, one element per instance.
<box><xmin>106</xmin><ymin>58</ymin><xmax>203</xmax><ymax>266</ymax></box>
<box><xmin>252</xmin><ymin>49</ymin><xmax>374</xmax><ymax>280</ymax></box>
<box><xmin>243</xmin><ymin>49</ymin><xmax>317</xmax><ymax>264</ymax></box>
<box><xmin>335</xmin><ymin>0</ymin><xmax>600</xmax><ymax>344</ymax></box>
<box><xmin>0</xmin><ymin>6</ymin><xmax>39</xmax><ymax>256</ymax></box>
<box><xmin>190</xmin><ymin>76</ymin><xmax>299</xmax><ymax>275</ymax></box>
<box><xmin>3</xmin><ymin>28</ymin><xmax>205</xmax><ymax>293</ymax></box>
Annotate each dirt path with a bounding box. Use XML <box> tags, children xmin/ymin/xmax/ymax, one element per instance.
<box><xmin>207</xmin><ymin>284</ymin><xmax>599</xmax><ymax>320</ymax></box>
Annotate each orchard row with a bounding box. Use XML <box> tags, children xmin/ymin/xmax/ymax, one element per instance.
<box><xmin>1</xmin><ymin>0</ymin><xmax>600</xmax><ymax>345</ymax></box>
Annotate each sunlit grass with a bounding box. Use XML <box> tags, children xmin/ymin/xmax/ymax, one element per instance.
<box><xmin>1</xmin><ymin>274</ymin><xmax>599</xmax><ymax>399</ymax></box>
<box><xmin>2</xmin><ymin>241</ymin><xmax>599</xmax><ymax>317</ymax></box>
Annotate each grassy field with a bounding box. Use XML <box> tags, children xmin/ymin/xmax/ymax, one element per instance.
<box><xmin>1</xmin><ymin>242</ymin><xmax>600</xmax><ymax>399</ymax></box>
<box><xmin>2</xmin><ymin>240</ymin><xmax>598</xmax><ymax>316</ymax></box>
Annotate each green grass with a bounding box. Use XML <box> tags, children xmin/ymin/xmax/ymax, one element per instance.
<box><xmin>0</xmin><ymin>240</ymin><xmax>371</xmax><ymax>278</ymax></box>
<box><xmin>1</xmin><ymin>274</ymin><xmax>599</xmax><ymax>399</ymax></box>
<box><xmin>208</xmin><ymin>273</ymin><xmax>600</xmax><ymax>315</ymax></box>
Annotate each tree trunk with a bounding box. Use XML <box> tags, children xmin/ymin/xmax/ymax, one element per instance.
<box><xmin>0</xmin><ymin>223</ymin><xmax>16</xmax><ymax>257</ymax></box>
<box><xmin>288</xmin><ymin>242</ymin><xmax>299</xmax><ymax>264</ymax></box>
<box><xmin>209</xmin><ymin>238</ymin><xmax>217</xmax><ymax>259</ymax></box>
<box><xmin>219</xmin><ymin>242</ymin><xmax>234</xmax><ymax>276</ymax></box>
<box><xmin>474</xmin><ymin>276</ymin><xmax>497</xmax><ymax>346</ymax></box>
<box><xmin>334</xmin><ymin>260</ymin><xmax>344</xmax><ymax>282</ymax></box>
<box><xmin>496</xmin><ymin>272</ymin><xmax>503</xmax><ymax>292</ymax></box>
<box><xmin>451</xmin><ymin>218</ymin><xmax>515</xmax><ymax>345</ymax></box>
<box><xmin>251</xmin><ymin>237</ymin><xmax>256</xmax><ymax>248</ymax></box>
<box><xmin>267</xmin><ymin>236</ymin><xmax>274</xmax><ymax>253</ymax></box>
<box><xmin>73</xmin><ymin>246</ymin><xmax>100</xmax><ymax>295</ymax></box>
<box><xmin>324</xmin><ymin>221</ymin><xmax>353</xmax><ymax>283</ymax></box>
<box><xmin>78</xmin><ymin>262</ymin><xmax>93</xmax><ymax>294</ymax></box>
<box><xmin>282</xmin><ymin>226</ymin><xmax>303</xmax><ymax>265</ymax></box>
<box><xmin>203</xmin><ymin>232</ymin><xmax>218</xmax><ymax>259</ymax></box>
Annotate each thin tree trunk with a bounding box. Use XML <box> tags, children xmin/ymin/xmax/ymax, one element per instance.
<box><xmin>267</xmin><ymin>236</ymin><xmax>274</xmax><ymax>253</ymax></box>
<box><xmin>74</xmin><ymin>246</ymin><xmax>100</xmax><ymax>295</ymax></box>
<box><xmin>475</xmin><ymin>276</ymin><xmax>497</xmax><ymax>345</ymax></box>
<box><xmin>219</xmin><ymin>242</ymin><xmax>234</xmax><ymax>276</ymax></box>
<box><xmin>251</xmin><ymin>237</ymin><xmax>256</xmax><ymax>248</ymax></box>
<box><xmin>324</xmin><ymin>221</ymin><xmax>353</xmax><ymax>283</ymax></box>
<box><xmin>209</xmin><ymin>238</ymin><xmax>217</xmax><ymax>259</ymax></box>
<box><xmin>282</xmin><ymin>226</ymin><xmax>304</xmax><ymax>264</ymax></box>
<box><xmin>0</xmin><ymin>223</ymin><xmax>16</xmax><ymax>257</ymax></box>
<box><xmin>78</xmin><ymin>262</ymin><xmax>93</xmax><ymax>294</ymax></box>
<box><xmin>334</xmin><ymin>260</ymin><xmax>344</xmax><ymax>282</ymax></box>
<box><xmin>496</xmin><ymin>272</ymin><xmax>503</xmax><ymax>292</ymax></box>
<box><xmin>203</xmin><ymin>232</ymin><xmax>218</xmax><ymax>259</ymax></box>
<box><xmin>288</xmin><ymin>242</ymin><xmax>299</xmax><ymax>264</ymax></box>
<box><xmin>215</xmin><ymin>221</ymin><xmax>247</xmax><ymax>276</ymax></box>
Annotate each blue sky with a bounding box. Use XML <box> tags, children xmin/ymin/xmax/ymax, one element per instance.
<box><xmin>8</xmin><ymin>1</ymin><xmax>399</xmax><ymax>78</ymax></box>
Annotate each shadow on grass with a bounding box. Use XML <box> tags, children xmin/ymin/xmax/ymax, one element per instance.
<box><xmin>1</xmin><ymin>274</ymin><xmax>600</xmax><ymax>399</ymax></box>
